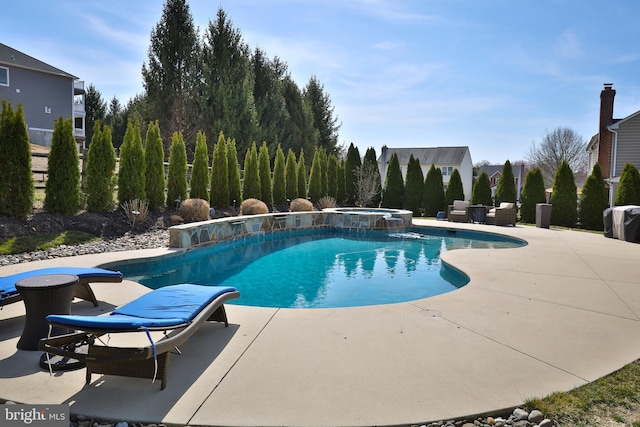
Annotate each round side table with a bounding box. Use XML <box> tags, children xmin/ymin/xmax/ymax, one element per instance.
<box><xmin>15</xmin><ymin>274</ymin><xmax>79</xmax><ymax>351</ymax></box>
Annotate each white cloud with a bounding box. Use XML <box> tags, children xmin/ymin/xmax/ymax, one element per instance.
<box><xmin>554</xmin><ymin>29</ymin><xmax>583</xmax><ymax>59</ymax></box>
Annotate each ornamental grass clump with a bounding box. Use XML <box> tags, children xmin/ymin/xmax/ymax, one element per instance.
<box><xmin>121</xmin><ymin>199</ymin><xmax>149</xmax><ymax>230</ymax></box>
<box><xmin>240</xmin><ymin>198</ymin><xmax>268</xmax><ymax>215</ymax></box>
<box><xmin>290</xmin><ymin>198</ymin><xmax>313</xmax><ymax>212</ymax></box>
<box><xmin>179</xmin><ymin>198</ymin><xmax>210</xmax><ymax>222</ymax></box>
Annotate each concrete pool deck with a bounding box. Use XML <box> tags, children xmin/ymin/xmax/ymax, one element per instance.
<box><xmin>1</xmin><ymin>219</ymin><xmax>640</xmax><ymax>426</ymax></box>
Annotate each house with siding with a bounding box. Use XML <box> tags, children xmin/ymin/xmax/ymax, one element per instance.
<box><xmin>587</xmin><ymin>83</ymin><xmax>640</xmax><ymax>206</ymax></box>
<box><xmin>0</xmin><ymin>43</ymin><xmax>85</xmax><ymax>148</ymax></box>
<box><xmin>377</xmin><ymin>146</ymin><xmax>473</xmax><ymax>201</ymax></box>
<box><xmin>477</xmin><ymin>163</ymin><xmax>527</xmax><ymax>202</ymax></box>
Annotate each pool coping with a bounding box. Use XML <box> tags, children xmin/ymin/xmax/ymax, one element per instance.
<box><xmin>1</xmin><ymin>219</ymin><xmax>640</xmax><ymax>426</ymax></box>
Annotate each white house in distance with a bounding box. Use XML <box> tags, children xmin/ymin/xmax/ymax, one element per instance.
<box><xmin>377</xmin><ymin>146</ymin><xmax>474</xmax><ymax>201</ymax></box>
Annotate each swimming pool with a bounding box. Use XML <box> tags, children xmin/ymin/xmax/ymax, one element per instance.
<box><xmin>107</xmin><ymin>226</ymin><xmax>526</xmax><ymax>309</ymax></box>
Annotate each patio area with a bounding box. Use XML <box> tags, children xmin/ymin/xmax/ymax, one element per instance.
<box><xmin>1</xmin><ymin>219</ymin><xmax>640</xmax><ymax>426</ymax></box>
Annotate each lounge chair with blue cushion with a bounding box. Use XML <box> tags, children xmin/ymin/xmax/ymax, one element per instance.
<box><xmin>0</xmin><ymin>267</ymin><xmax>123</xmax><ymax>307</ymax></box>
<box><xmin>39</xmin><ymin>284</ymin><xmax>240</xmax><ymax>389</ymax></box>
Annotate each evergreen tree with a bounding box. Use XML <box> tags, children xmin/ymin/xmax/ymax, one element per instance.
<box><xmin>144</xmin><ymin>120</ymin><xmax>166</xmax><ymax>210</ymax></box>
<box><xmin>243</xmin><ymin>142</ymin><xmax>261</xmax><ymax>200</ymax></box>
<box><xmin>550</xmin><ymin>160</ymin><xmax>577</xmax><ymax>227</ymax></box>
<box><xmin>579</xmin><ymin>163</ymin><xmax>608</xmax><ymax>231</ymax></box>
<box><xmin>471</xmin><ymin>171</ymin><xmax>492</xmax><ymax>207</ymax></box>
<box><xmin>166</xmin><ymin>131</ymin><xmax>188</xmax><ymax>207</ymax></box>
<box><xmin>105</xmin><ymin>97</ymin><xmax>126</xmax><ymax>149</ymax></box>
<box><xmin>423</xmin><ymin>165</ymin><xmax>444</xmax><ymax>216</ymax></box>
<box><xmin>336</xmin><ymin>159</ymin><xmax>346</xmax><ymax>205</ymax></box>
<box><xmin>303</xmin><ymin>75</ymin><xmax>341</xmax><ymax>156</ymax></box>
<box><xmin>296</xmin><ymin>149</ymin><xmax>307</xmax><ymax>198</ymax></box>
<box><xmin>308</xmin><ymin>147</ymin><xmax>323</xmax><ymax>202</ymax></box>
<box><xmin>45</xmin><ymin>117</ymin><xmax>81</xmax><ymax>215</ymax></box>
<box><xmin>272</xmin><ymin>144</ymin><xmax>286</xmax><ymax>205</ymax></box>
<box><xmin>285</xmin><ymin>149</ymin><xmax>298</xmax><ymax>202</ymax></box>
<box><xmin>519</xmin><ymin>167</ymin><xmax>546</xmax><ymax>223</ymax></box>
<box><xmin>404</xmin><ymin>155</ymin><xmax>424</xmax><ymax>216</ymax></box>
<box><xmin>381</xmin><ymin>153</ymin><xmax>403</xmax><ymax>208</ymax></box>
<box><xmin>363</xmin><ymin>147</ymin><xmax>382</xmax><ymax>207</ymax></box>
<box><xmin>189</xmin><ymin>130</ymin><xmax>209</xmax><ymax>201</ymax></box>
<box><xmin>444</xmin><ymin>168</ymin><xmax>465</xmax><ymax>209</ymax></box>
<box><xmin>142</xmin><ymin>0</ymin><xmax>201</xmax><ymax>153</ymax></box>
<box><xmin>614</xmin><ymin>162</ymin><xmax>640</xmax><ymax>206</ymax></box>
<box><xmin>86</xmin><ymin>121</ymin><xmax>117</xmax><ymax>212</ymax></box>
<box><xmin>320</xmin><ymin>147</ymin><xmax>328</xmax><ymax>196</ymax></box>
<box><xmin>117</xmin><ymin>119</ymin><xmax>146</xmax><ymax>205</ymax></box>
<box><xmin>327</xmin><ymin>154</ymin><xmax>338</xmax><ymax>199</ymax></box>
<box><xmin>85</xmin><ymin>84</ymin><xmax>107</xmax><ymax>146</ymax></box>
<box><xmin>495</xmin><ymin>160</ymin><xmax>517</xmax><ymax>206</ymax></box>
<box><xmin>210</xmin><ymin>132</ymin><xmax>229</xmax><ymax>207</ymax></box>
<box><xmin>227</xmin><ymin>138</ymin><xmax>242</xmax><ymax>206</ymax></box>
<box><xmin>0</xmin><ymin>102</ymin><xmax>34</xmax><ymax>218</ymax></box>
<box><xmin>258</xmin><ymin>141</ymin><xmax>273</xmax><ymax>204</ymax></box>
<box><xmin>344</xmin><ymin>143</ymin><xmax>361</xmax><ymax>205</ymax></box>
<box><xmin>281</xmin><ymin>77</ymin><xmax>318</xmax><ymax>155</ymax></box>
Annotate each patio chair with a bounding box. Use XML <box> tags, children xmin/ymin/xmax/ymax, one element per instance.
<box><xmin>447</xmin><ymin>200</ymin><xmax>470</xmax><ymax>223</ymax></box>
<box><xmin>485</xmin><ymin>202</ymin><xmax>517</xmax><ymax>226</ymax></box>
<box><xmin>0</xmin><ymin>267</ymin><xmax>123</xmax><ymax>307</ymax></box>
<box><xmin>39</xmin><ymin>284</ymin><xmax>240</xmax><ymax>389</ymax></box>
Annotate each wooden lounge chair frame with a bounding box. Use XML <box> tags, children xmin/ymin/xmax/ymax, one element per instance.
<box><xmin>39</xmin><ymin>284</ymin><xmax>240</xmax><ymax>390</ymax></box>
<box><xmin>0</xmin><ymin>267</ymin><xmax>123</xmax><ymax>307</ymax></box>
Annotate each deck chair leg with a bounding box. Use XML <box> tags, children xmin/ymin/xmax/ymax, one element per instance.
<box><xmin>74</xmin><ymin>283</ymin><xmax>99</xmax><ymax>307</ymax></box>
<box><xmin>207</xmin><ymin>305</ymin><xmax>229</xmax><ymax>326</ymax></box>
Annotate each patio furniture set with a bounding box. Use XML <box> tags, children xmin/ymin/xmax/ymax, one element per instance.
<box><xmin>447</xmin><ymin>200</ymin><xmax>517</xmax><ymax>226</ymax></box>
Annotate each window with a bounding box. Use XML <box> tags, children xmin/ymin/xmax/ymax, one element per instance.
<box><xmin>0</xmin><ymin>67</ymin><xmax>8</xmax><ymax>86</ymax></box>
<box><xmin>441</xmin><ymin>166</ymin><xmax>453</xmax><ymax>176</ymax></box>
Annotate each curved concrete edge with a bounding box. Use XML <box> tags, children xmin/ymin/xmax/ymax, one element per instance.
<box><xmin>1</xmin><ymin>221</ymin><xmax>639</xmax><ymax>426</ymax></box>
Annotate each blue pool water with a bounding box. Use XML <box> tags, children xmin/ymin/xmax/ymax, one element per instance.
<box><xmin>108</xmin><ymin>227</ymin><xmax>525</xmax><ymax>309</ymax></box>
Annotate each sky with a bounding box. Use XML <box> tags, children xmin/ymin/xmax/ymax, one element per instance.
<box><xmin>3</xmin><ymin>0</ymin><xmax>640</xmax><ymax>165</ymax></box>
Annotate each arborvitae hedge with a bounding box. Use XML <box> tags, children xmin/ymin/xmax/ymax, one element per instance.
<box><xmin>144</xmin><ymin>121</ymin><xmax>166</xmax><ymax>210</ymax></box>
<box><xmin>424</xmin><ymin>165</ymin><xmax>444</xmax><ymax>216</ymax></box>
<box><xmin>227</xmin><ymin>138</ymin><xmax>242</xmax><ymax>206</ymax></box>
<box><xmin>285</xmin><ymin>149</ymin><xmax>298</xmax><ymax>201</ymax></box>
<box><xmin>117</xmin><ymin>120</ymin><xmax>146</xmax><ymax>205</ymax></box>
<box><xmin>296</xmin><ymin>149</ymin><xmax>307</xmax><ymax>199</ymax></box>
<box><xmin>166</xmin><ymin>131</ymin><xmax>188</xmax><ymax>207</ymax></box>
<box><xmin>404</xmin><ymin>155</ymin><xmax>424</xmax><ymax>216</ymax></box>
<box><xmin>45</xmin><ymin>117</ymin><xmax>81</xmax><ymax>215</ymax></box>
<box><xmin>363</xmin><ymin>147</ymin><xmax>382</xmax><ymax>208</ymax></box>
<box><xmin>243</xmin><ymin>142</ymin><xmax>261</xmax><ymax>201</ymax></box>
<box><xmin>308</xmin><ymin>147</ymin><xmax>323</xmax><ymax>202</ymax></box>
<box><xmin>495</xmin><ymin>160</ymin><xmax>516</xmax><ymax>206</ymax></box>
<box><xmin>579</xmin><ymin>163</ymin><xmax>608</xmax><ymax>231</ymax></box>
<box><xmin>336</xmin><ymin>159</ymin><xmax>346</xmax><ymax>205</ymax></box>
<box><xmin>471</xmin><ymin>172</ymin><xmax>492</xmax><ymax>207</ymax></box>
<box><xmin>344</xmin><ymin>143</ymin><xmax>361</xmax><ymax>205</ymax></box>
<box><xmin>444</xmin><ymin>168</ymin><xmax>464</xmax><ymax>208</ymax></box>
<box><xmin>189</xmin><ymin>130</ymin><xmax>209</xmax><ymax>201</ymax></box>
<box><xmin>86</xmin><ymin>121</ymin><xmax>116</xmax><ymax>212</ymax></box>
<box><xmin>210</xmin><ymin>132</ymin><xmax>229</xmax><ymax>207</ymax></box>
<box><xmin>0</xmin><ymin>102</ymin><xmax>34</xmax><ymax>219</ymax></box>
<box><xmin>327</xmin><ymin>154</ymin><xmax>338</xmax><ymax>199</ymax></box>
<box><xmin>381</xmin><ymin>152</ymin><xmax>403</xmax><ymax>208</ymax></box>
<box><xmin>258</xmin><ymin>142</ymin><xmax>273</xmax><ymax>205</ymax></box>
<box><xmin>614</xmin><ymin>162</ymin><xmax>640</xmax><ymax>206</ymax></box>
<box><xmin>519</xmin><ymin>167</ymin><xmax>546</xmax><ymax>223</ymax></box>
<box><xmin>550</xmin><ymin>160</ymin><xmax>577</xmax><ymax>227</ymax></box>
<box><xmin>273</xmin><ymin>144</ymin><xmax>286</xmax><ymax>205</ymax></box>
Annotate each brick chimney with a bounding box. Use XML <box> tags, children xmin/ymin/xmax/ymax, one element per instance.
<box><xmin>598</xmin><ymin>83</ymin><xmax>615</xmax><ymax>178</ymax></box>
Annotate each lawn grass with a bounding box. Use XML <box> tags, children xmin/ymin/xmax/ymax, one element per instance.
<box><xmin>0</xmin><ymin>231</ymin><xmax>97</xmax><ymax>255</ymax></box>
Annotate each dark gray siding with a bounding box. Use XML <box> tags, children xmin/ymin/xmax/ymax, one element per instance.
<box><xmin>614</xmin><ymin>114</ymin><xmax>640</xmax><ymax>176</ymax></box>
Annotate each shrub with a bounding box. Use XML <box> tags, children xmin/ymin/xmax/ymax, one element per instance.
<box><xmin>144</xmin><ymin>120</ymin><xmax>165</xmax><ymax>211</ymax></box>
<box><xmin>189</xmin><ymin>130</ymin><xmax>209</xmax><ymax>202</ymax></box>
<box><xmin>0</xmin><ymin>101</ymin><xmax>34</xmax><ymax>219</ymax></box>
<box><xmin>424</xmin><ymin>165</ymin><xmax>444</xmax><ymax>216</ymax></box>
<box><xmin>471</xmin><ymin>171</ymin><xmax>492</xmax><ymax>207</ymax></box>
<box><xmin>318</xmin><ymin>196</ymin><xmax>336</xmax><ymax>209</ymax></box>
<box><xmin>86</xmin><ymin>121</ymin><xmax>117</xmax><ymax>212</ymax></box>
<box><xmin>258</xmin><ymin>142</ymin><xmax>273</xmax><ymax>205</ymax></box>
<box><xmin>344</xmin><ymin>143</ymin><xmax>361</xmax><ymax>205</ymax></box>
<box><xmin>579</xmin><ymin>163</ymin><xmax>608</xmax><ymax>231</ymax></box>
<box><xmin>285</xmin><ymin>149</ymin><xmax>298</xmax><ymax>201</ymax></box>
<box><xmin>227</xmin><ymin>138</ymin><xmax>242</xmax><ymax>206</ymax></box>
<box><xmin>381</xmin><ymin>152</ymin><xmax>403</xmax><ymax>208</ymax></box>
<box><xmin>327</xmin><ymin>154</ymin><xmax>338</xmax><ymax>199</ymax></box>
<box><xmin>296</xmin><ymin>149</ymin><xmax>307</xmax><ymax>199</ymax></box>
<box><xmin>495</xmin><ymin>160</ymin><xmax>516</xmax><ymax>206</ymax></box>
<box><xmin>210</xmin><ymin>132</ymin><xmax>229</xmax><ymax>207</ymax></box>
<box><xmin>240</xmin><ymin>198</ymin><xmax>268</xmax><ymax>215</ymax></box>
<box><xmin>179</xmin><ymin>198</ymin><xmax>210</xmax><ymax>222</ymax></box>
<box><xmin>166</xmin><ymin>131</ymin><xmax>188</xmax><ymax>207</ymax></box>
<box><xmin>308</xmin><ymin>147</ymin><xmax>323</xmax><ymax>202</ymax></box>
<box><xmin>614</xmin><ymin>162</ymin><xmax>640</xmax><ymax>206</ymax></box>
<box><xmin>336</xmin><ymin>159</ymin><xmax>346</xmax><ymax>205</ymax></box>
<box><xmin>273</xmin><ymin>144</ymin><xmax>286</xmax><ymax>205</ymax></box>
<box><xmin>243</xmin><ymin>142</ymin><xmax>260</xmax><ymax>201</ymax></box>
<box><xmin>117</xmin><ymin>119</ymin><xmax>145</xmax><ymax>205</ymax></box>
<box><xmin>444</xmin><ymin>168</ymin><xmax>464</xmax><ymax>208</ymax></box>
<box><xmin>519</xmin><ymin>167</ymin><xmax>546</xmax><ymax>223</ymax></box>
<box><xmin>550</xmin><ymin>160</ymin><xmax>577</xmax><ymax>227</ymax></box>
<box><xmin>404</xmin><ymin>155</ymin><xmax>424</xmax><ymax>216</ymax></box>
<box><xmin>363</xmin><ymin>147</ymin><xmax>382</xmax><ymax>207</ymax></box>
<box><xmin>290</xmin><ymin>197</ymin><xmax>313</xmax><ymax>212</ymax></box>
<box><xmin>45</xmin><ymin>117</ymin><xmax>81</xmax><ymax>215</ymax></box>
